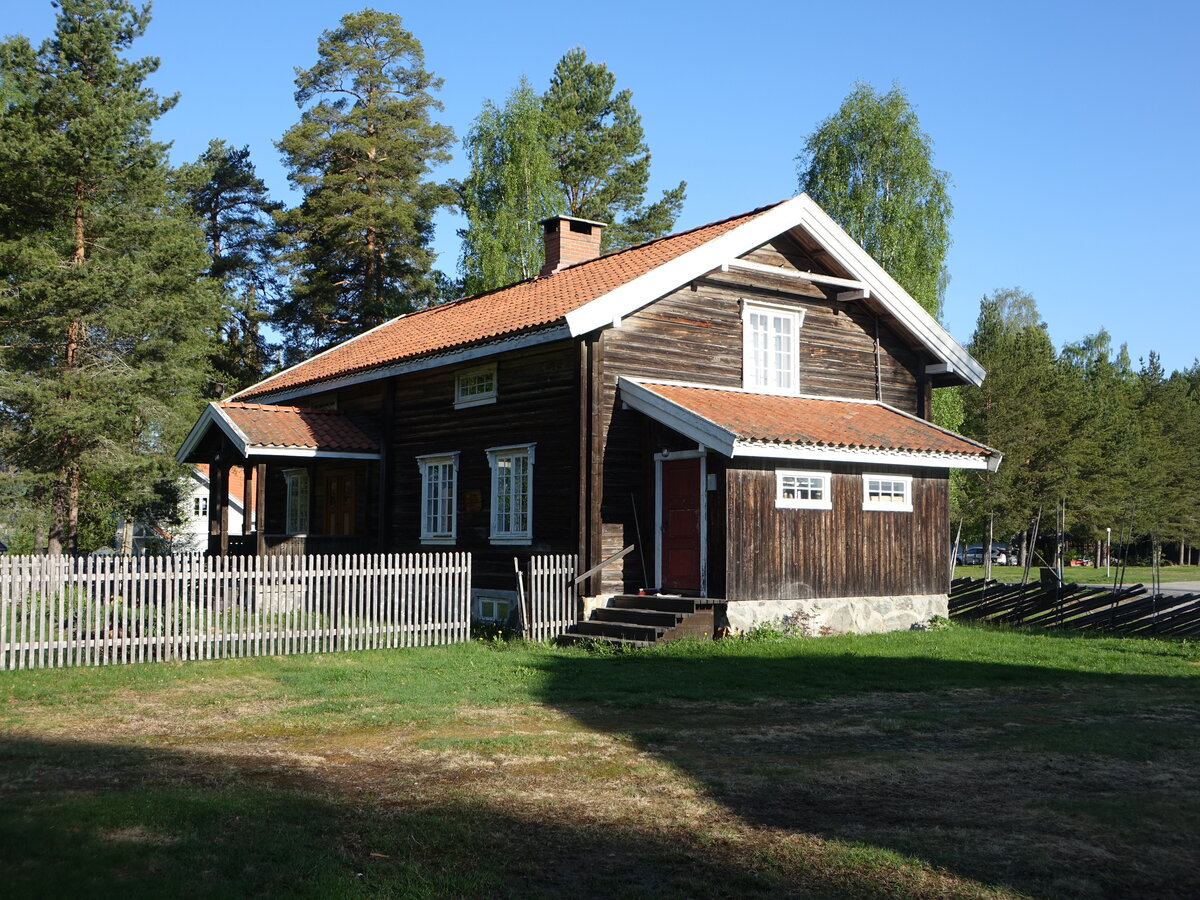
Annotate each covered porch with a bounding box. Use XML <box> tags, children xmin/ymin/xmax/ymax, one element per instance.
<box><xmin>177</xmin><ymin>401</ymin><xmax>383</xmax><ymax>556</ymax></box>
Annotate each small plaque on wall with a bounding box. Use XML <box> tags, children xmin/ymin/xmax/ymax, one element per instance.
<box><xmin>464</xmin><ymin>489</ymin><xmax>482</xmax><ymax>513</ymax></box>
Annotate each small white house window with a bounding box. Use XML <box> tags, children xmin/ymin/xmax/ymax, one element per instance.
<box><xmin>455</xmin><ymin>363</ymin><xmax>497</xmax><ymax>409</ymax></box>
<box><xmin>194</xmin><ymin>496</ymin><xmax>208</xmax><ymax>517</ymax></box>
<box><xmin>861</xmin><ymin>474</ymin><xmax>913</xmax><ymax>512</ymax></box>
<box><xmin>417</xmin><ymin>452</ymin><xmax>459</xmax><ymax>543</ymax></box>
<box><xmin>283</xmin><ymin>468</ymin><xmax>310</xmax><ymax>534</ymax></box>
<box><xmin>485</xmin><ymin>443</ymin><xmax>535</xmax><ymax>544</ymax></box>
<box><xmin>776</xmin><ymin>470</ymin><xmax>832</xmax><ymax>510</ymax></box>
<box><xmin>742</xmin><ymin>301</ymin><xmax>804</xmax><ymax>395</ymax></box>
<box><xmin>472</xmin><ymin>589</ymin><xmax>516</xmax><ymax>623</ymax></box>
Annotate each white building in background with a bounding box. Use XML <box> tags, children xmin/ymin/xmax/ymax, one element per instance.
<box><xmin>121</xmin><ymin>465</ymin><xmax>245</xmax><ymax>554</ymax></box>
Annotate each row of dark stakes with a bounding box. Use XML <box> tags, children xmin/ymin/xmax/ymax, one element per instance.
<box><xmin>949</xmin><ymin>577</ymin><xmax>1200</xmax><ymax>637</ymax></box>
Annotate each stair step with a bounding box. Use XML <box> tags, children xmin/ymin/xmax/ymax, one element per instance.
<box><xmin>557</xmin><ymin>633</ymin><xmax>652</xmax><ymax>649</ymax></box>
<box><xmin>569</xmin><ymin>620</ymin><xmax>663</xmax><ymax>641</ymax></box>
<box><xmin>610</xmin><ymin>594</ymin><xmax>697</xmax><ymax>614</ymax></box>
<box><xmin>591</xmin><ymin>607</ymin><xmax>683</xmax><ymax>627</ymax></box>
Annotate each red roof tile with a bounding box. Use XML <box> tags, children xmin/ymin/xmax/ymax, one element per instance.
<box><xmin>218</xmin><ymin>402</ymin><xmax>379</xmax><ymax>454</ymax></box>
<box><xmin>235</xmin><ymin>203</ymin><xmax>781</xmax><ymax>400</ymax></box>
<box><xmin>638</xmin><ymin>383</ymin><xmax>994</xmax><ymax>459</ymax></box>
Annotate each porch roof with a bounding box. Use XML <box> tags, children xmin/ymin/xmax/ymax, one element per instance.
<box><xmin>177</xmin><ymin>401</ymin><xmax>381</xmax><ymax>463</ymax></box>
<box><xmin>619</xmin><ymin>379</ymin><xmax>1001</xmax><ymax>471</ymax></box>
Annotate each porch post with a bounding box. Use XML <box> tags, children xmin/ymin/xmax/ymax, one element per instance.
<box><xmin>242</xmin><ymin>463</ymin><xmax>253</xmax><ymax>536</ymax></box>
<box><xmin>208</xmin><ymin>445</ymin><xmax>230</xmax><ymax>556</ymax></box>
<box><xmin>255</xmin><ymin>462</ymin><xmax>267</xmax><ymax>556</ymax></box>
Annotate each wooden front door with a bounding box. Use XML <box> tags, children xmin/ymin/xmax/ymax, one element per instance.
<box><xmin>660</xmin><ymin>457</ymin><xmax>701</xmax><ymax>592</ymax></box>
<box><xmin>323</xmin><ymin>468</ymin><xmax>356</xmax><ymax>535</ymax></box>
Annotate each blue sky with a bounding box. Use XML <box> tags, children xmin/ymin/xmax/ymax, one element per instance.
<box><xmin>8</xmin><ymin>0</ymin><xmax>1199</xmax><ymax>373</ymax></box>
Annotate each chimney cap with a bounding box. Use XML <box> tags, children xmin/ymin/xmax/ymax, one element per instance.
<box><xmin>539</xmin><ymin>214</ymin><xmax>609</xmax><ymax>230</ymax></box>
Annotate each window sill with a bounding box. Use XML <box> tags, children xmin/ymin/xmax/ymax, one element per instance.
<box><xmin>454</xmin><ymin>396</ymin><xmax>497</xmax><ymax>410</ymax></box>
<box><xmin>489</xmin><ymin>535</ymin><xmax>532</xmax><ymax>546</ymax></box>
<box><xmin>420</xmin><ymin>536</ymin><xmax>457</xmax><ymax>545</ymax></box>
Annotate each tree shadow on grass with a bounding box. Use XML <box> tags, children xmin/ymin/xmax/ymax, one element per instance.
<box><xmin>0</xmin><ymin>733</ymin><xmax>987</xmax><ymax>899</ymax></box>
<box><xmin>533</xmin><ymin>647</ymin><xmax>1200</xmax><ymax>900</ymax></box>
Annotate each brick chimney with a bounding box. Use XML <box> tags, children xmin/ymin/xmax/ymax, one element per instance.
<box><xmin>539</xmin><ymin>215</ymin><xmax>607</xmax><ymax>276</ymax></box>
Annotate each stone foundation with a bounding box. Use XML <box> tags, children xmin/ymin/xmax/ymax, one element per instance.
<box><xmin>721</xmin><ymin>593</ymin><xmax>948</xmax><ymax>636</ymax></box>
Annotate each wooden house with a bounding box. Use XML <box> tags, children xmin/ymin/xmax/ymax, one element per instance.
<box><xmin>178</xmin><ymin>194</ymin><xmax>999</xmax><ymax>636</ymax></box>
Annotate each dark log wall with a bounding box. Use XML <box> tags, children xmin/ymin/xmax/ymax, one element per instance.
<box><xmin>724</xmin><ymin>461</ymin><xmax>950</xmax><ymax>601</ymax></box>
<box><xmin>593</xmin><ymin>234</ymin><xmax>926</xmax><ymax>596</ymax></box>
<box><xmin>323</xmin><ymin>340</ymin><xmax>580</xmax><ymax>591</ymax></box>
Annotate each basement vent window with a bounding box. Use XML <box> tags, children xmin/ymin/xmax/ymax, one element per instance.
<box><xmin>455</xmin><ymin>363</ymin><xmax>497</xmax><ymax>409</ymax></box>
<box><xmin>861</xmin><ymin>474</ymin><xmax>913</xmax><ymax>512</ymax></box>
<box><xmin>472</xmin><ymin>589</ymin><xmax>516</xmax><ymax>623</ymax></box>
<box><xmin>776</xmin><ymin>470</ymin><xmax>831</xmax><ymax>510</ymax></box>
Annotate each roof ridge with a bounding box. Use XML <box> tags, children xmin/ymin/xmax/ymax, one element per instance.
<box><xmin>546</xmin><ymin>199</ymin><xmax>787</xmax><ymax>277</ymax></box>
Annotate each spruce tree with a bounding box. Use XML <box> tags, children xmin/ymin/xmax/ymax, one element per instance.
<box><xmin>0</xmin><ymin>0</ymin><xmax>222</xmax><ymax>554</ymax></box>
<box><xmin>457</xmin><ymin>79</ymin><xmax>564</xmax><ymax>295</ymax></box>
<box><xmin>274</xmin><ymin>9</ymin><xmax>455</xmax><ymax>363</ymax></box>
<box><xmin>176</xmin><ymin>140</ymin><xmax>281</xmax><ymax>394</ymax></box>
<box><xmin>541</xmin><ymin>48</ymin><xmax>686</xmax><ymax>251</ymax></box>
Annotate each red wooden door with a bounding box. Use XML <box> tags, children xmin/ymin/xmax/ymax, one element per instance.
<box><xmin>661</xmin><ymin>458</ymin><xmax>701</xmax><ymax>592</ymax></box>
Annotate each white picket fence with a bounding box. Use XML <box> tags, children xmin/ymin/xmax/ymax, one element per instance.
<box><xmin>523</xmin><ymin>554</ymin><xmax>578</xmax><ymax>641</ymax></box>
<box><xmin>0</xmin><ymin>552</ymin><xmax>471</xmax><ymax>670</ymax></box>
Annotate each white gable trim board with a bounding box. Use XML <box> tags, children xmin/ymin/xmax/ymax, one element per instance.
<box><xmin>568</xmin><ymin>194</ymin><xmax>985</xmax><ymax>387</ymax></box>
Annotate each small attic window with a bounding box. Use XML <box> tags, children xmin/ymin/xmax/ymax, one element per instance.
<box><xmin>455</xmin><ymin>363</ymin><xmax>497</xmax><ymax>409</ymax></box>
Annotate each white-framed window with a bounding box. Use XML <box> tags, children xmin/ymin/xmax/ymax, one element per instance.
<box><xmin>193</xmin><ymin>496</ymin><xmax>208</xmax><ymax>517</ymax></box>
<box><xmin>776</xmin><ymin>470</ymin><xmax>832</xmax><ymax>510</ymax></box>
<box><xmin>472</xmin><ymin>588</ymin><xmax>516</xmax><ymax>623</ymax></box>
<box><xmin>861</xmin><ymin>474</ymin><xmax>913</xmax><ymax>512</ymax></box>
<box><xmin>417</xmin><ymin>452</ymin><xmax>459</xmax><ymax>543</ymax></box>
<box><xmin>485</xmin><ymin>443</ymin><xmax>535</xmax><ymax>544</ymax></box>
<box><xmin>742</xmin><ymin>300</ymin><xmax>804</xmax><ymax>395</ymax></box>
<box><xmin>455</xmin><ymin>363</ymin><xmax>497</xmax><ymax>409</ymax></box>
<box><xmin>283</xmin><ymin>468</ymin><xmax>310</xmax><ymax>534</ymax></box>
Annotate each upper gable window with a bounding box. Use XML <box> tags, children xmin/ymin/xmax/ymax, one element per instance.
<box><xmin>742</xmin><ymin>301</ymin><xmax>804</xmax><ymax>395</ymax></box>
<box><xmin>455</xmin><ymin>363</ymin><xmax>497</xmax><ymax>409</ymax></box>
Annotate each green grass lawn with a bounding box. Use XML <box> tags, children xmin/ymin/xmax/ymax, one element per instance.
<box><xmin>954</xmin><ymin>563</ymin><xmax>1200</xmax><ymax>585</ymax></box>
<box><xmin>3</xmin><ymin>626</ymin><xmax>1199</xmax><ymax>898</ymax></box>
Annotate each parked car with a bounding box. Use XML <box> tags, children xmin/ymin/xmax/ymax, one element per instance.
<box><xmin>959</xmin><ymin>543</ymin><xmax>1013</xmax><ymax>565</ymax></box>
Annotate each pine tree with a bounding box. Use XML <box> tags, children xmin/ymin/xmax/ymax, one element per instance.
<box><xmin>0</xmin><ymin>0</ymin><xmax>222</xmax><ymax>554</ymax></box>
<box><xmin>274</xmin><ymin>9</ymin><xmax>455</xmax><ymax>364</ymax></box>
<box><xmin>541</xmin><ymin>48</ymin><xmax>686</xmax><ymax>251</ymax></box>
<box><xmin>457</xmin><ymin>79</ymin><xmax>564</xmax><ymax>295</ymax></box>
<box><xmin>175</xmin><ymin>140</ymin><xmax>281</xmax><ymax>394</ymax></box>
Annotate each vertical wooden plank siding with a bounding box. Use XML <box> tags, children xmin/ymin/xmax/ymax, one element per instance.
<box><xmin>723</xmin><ymin>463</ymin><xmax>950</xmax><ymax>601</ymax></box>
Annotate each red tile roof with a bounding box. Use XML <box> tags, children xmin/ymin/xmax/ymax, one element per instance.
<box><xmin>218</xmin><ymin>402</ymin><xmax>379</xmax><ymax>453</ymax></box>
<box><xmin>638</xmin><ymin>383</ymin><xmax>994</xmax><ymax>459</ymax></box>
<box><xmin>235</xmin><ymin>203</ymin><xmax>782</xmax><ymax>401</ymax></box>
